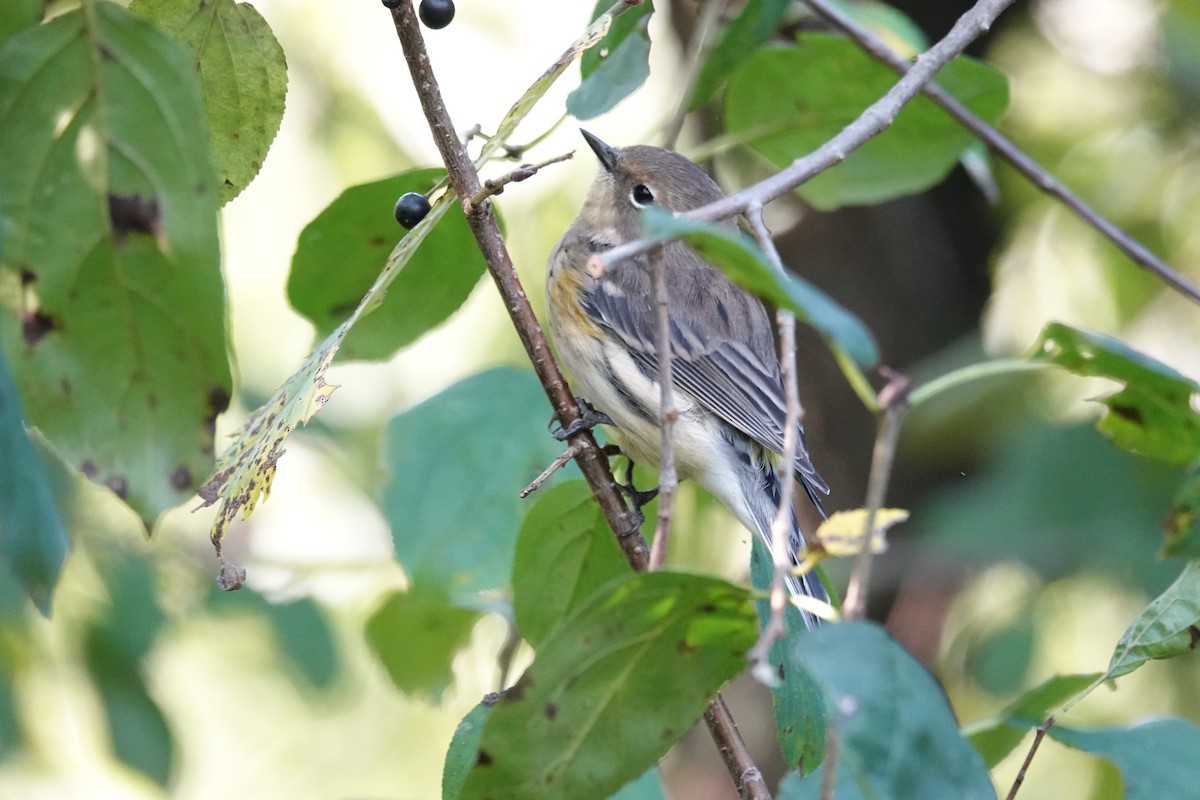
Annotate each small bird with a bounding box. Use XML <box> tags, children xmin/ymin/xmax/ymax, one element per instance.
<box><xmin>546</xmin><ymin>130</ymin><xmax>830</xmax><ymax>628</ymax></box>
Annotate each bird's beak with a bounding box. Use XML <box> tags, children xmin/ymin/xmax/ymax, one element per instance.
<box><xmin>580</xmin><ymin>129</ymin><xmax>619</xmax><ymax>173</ymax></box>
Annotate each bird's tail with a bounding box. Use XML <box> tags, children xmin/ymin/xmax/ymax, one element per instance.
<box><xmin>744</xmin><ymin>468</ymin><xmax>829</xmax><ymax>631</ymax></box>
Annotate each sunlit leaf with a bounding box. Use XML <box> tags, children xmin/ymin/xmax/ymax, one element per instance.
<box><xmin>382</xmin><ymin>368</ymin><xmax>568</xmax><ymax>599</ymax></box>
<box><xmin>129</xmin><ymin>0</ymin><xmax>286</xmax><ymax>204</ymax></box>
<box><xmin>1049</xmin><ymin>719</ymin><xmax>1200</xmax><ymax>800</ymax></box>
<box><xmin>197</xmin><ymin>326</ymin><xmax>339</xmax><ymax>588</ymax></box>
<box><xmin>1105</xmin><ymin>562</ymin><xmax>1200</xmax><ymax>680</ymax></box>
<box><xmin>367</xmin><ymin>585</ymin><xmax>479</xmax><ymax>700</ymax></box>
<box><xmin>963</xmin><ymin>673</ymin><xmax>1101</xmax><ymax>767</ymax></box>
<box><xmin>725</xmin><ymin>33</ymin><xmax>1008</xmax><ymax>210</ymax></box>
<box><xmin>791</xmin><ymin>622</ymin><xmax>995</xmax><ymax>799</ymax></box>
<box><xmin>1031</xmin><ymin>322</ymin><xmax>1200</xmax><ymax>464</ymax></box>
<box><xmin>641</xmin><ymin>209</ymin><xmax>879</xmax><ymax>366</ymax></box>
<box><xmin>568</xmin><ymin>0</ymin><xmax>653</xmax><ymax>120</ymax></box>
<box><xmin>0</xmin><ymin>350</ymin><xmax>68</xmax><ymax>614</ymax></box>
<box><xmin>459</xmin><ymin>572</ymin><xmax>757</xmax><ymax>800</ymax></box>
<box><xmin>0</xmin><ymin>2</ymin><xmax>231</xmax><ymax>527</ymax></box>
<box><xmin>288</xmin><ymin>170</ymin><xmax>489</xmax><ymax>362</ymax></box>
<box><xmin>512</xmin><ymin>480</ymin><xmax>628</xmax><ymax>649</ymax></box>
<box><xmin>444</xmin><ymin>701</ymin><xmax>494</xmax><ymax>800</ymax></box>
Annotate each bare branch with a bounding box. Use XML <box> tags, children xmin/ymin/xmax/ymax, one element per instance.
<box><xmin>1005</xmin><ymin>717</ymin><xmax>1057</xmax><ymax>800</ymax></box>
<box><xmin>649</xmin><ymin>247</ymin><xmax>678</xmax><ymax>570</ymax></box>
<box><xmin>744</xmin><ymin>204</ymin><xmax>800</xmax><ymax>677</ymax></box>
<box><xmin>841</xmin><ymin>369</ymin><xmax>909</xmax><ymax>620</ymax></box>
<box><xmin>661</xmin><ymin>0</ymin><xmax>726</xmax><ymax>149</ymax></box>
<box><xmin>599</xmin><ymin>0</ymin><xmax>1018</xmax><ymax>270</ymax></box>
<box><xmin>800</xmin><ymin>0</ymin><xmax>1200</xmax><ymax>306</ymax></box>
<box><xmin>704</xmin><ymin>695</ymin><xmax>773</xmax><ymax>800</ymax></box>
<box><xmin>388</xmin><ymin>3</ymin><xmax>765</xmax><ymax>795</ymax></box>
<box><xmin>520</xmin><ymin>440</ymin><xmax>586</xmax><ymax>499</ymax></box>
<box><xmin>467</xmin><ymin>151</ymin><xmax>574</xmax><ymax>210</ymax></box>
<box><xmin>388</xmin><ymin>0</ymin><xmax>649</xmax><ymax>570</ymax></box>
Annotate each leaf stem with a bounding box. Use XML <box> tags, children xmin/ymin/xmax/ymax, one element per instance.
<box><xmin>908</xmin><ymin>359</ymin><xmax>1052</xmax><ymax>408</ymax></box>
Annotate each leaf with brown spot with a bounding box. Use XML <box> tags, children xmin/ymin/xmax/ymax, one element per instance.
<box><xmin>1031</xmin><ymin>323</ymin><xmax>1200</xmax><ymax>464</ymax></box>
<box><xmin>129</xmin><ymin>0</ymin><xmax>287</xmax><ymax>204</ymax></box>
<box><xmin>1105</xmin><ymin>562</ymin><xmax>1200</xmax><ymax>680</ymax></box>
<box><xmin>459</xmin><ymin>572</ymin><xmax>756</xmax><ymax>800</ymax></box>
<box><xmin>0</xmin><ymin>2</ymin><xmax>231</xmax><ymax>527</ymax></box>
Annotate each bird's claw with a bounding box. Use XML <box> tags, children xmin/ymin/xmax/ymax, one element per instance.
<box><xmin>550</xmin><ymin>398</ymin><xmax>613</xmax><ymax>441</ymax></box>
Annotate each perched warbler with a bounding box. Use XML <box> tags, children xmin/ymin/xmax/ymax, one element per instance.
<box><xmin>546</xmin><ymin>130</ymin><xmax>830</xmax><ymax>627</ymax></box>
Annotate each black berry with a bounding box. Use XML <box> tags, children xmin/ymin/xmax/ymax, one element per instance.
<box><xmin>394</xmin><ymin>192</ymin><xmax>431</xmax><ymax>229</ymax></box>
<box><xmin>418</xmin><ymin>0</ymin><xmax>455</xmax><ymax>29</ymax></box>
<box><xmin>381</xmin><ymin>0</ymin><xmax>402</xmax><ymax>8</ymax></box>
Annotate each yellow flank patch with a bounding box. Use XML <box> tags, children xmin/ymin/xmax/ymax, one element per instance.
<box><xmin>549</xmin><ymin>266</ymin><xmax>601</xmax><ymax>337</ymax></box>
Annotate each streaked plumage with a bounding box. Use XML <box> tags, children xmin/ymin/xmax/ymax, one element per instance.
<box><xmin>547</xmin><ymin>132</ymin><xmax>829</xmax><ymax>627</ymax></box>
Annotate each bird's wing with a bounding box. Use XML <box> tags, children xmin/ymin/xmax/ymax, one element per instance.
<box><xmin>580</xmin><ymin>245</ymin><xmax>829</xmax><ymax>504</ymax></box>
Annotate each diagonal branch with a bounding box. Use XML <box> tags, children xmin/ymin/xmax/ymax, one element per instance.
<box><xmin>387</xmin><ymin>3</ymin><xmax>768</xmax><ymax>797</ymax></box>
<box><xmin>598</xmin><ymin>0</ymin><xmax>1018</xmax><ymax>271</ymax></box>
<box><xmin>799</xmin><ymin>0</ymin><xmax>1200</xmax><ymax>305</ymax></box>
<box><xmin>389</xmin><ymin>0</ymin><xmax>647</xmax><ymax>569</ymax></box>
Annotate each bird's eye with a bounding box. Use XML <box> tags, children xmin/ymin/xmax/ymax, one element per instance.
<box><xmin>630</xmin><ymin>184</ymin><xmax>654</xmax><ymax>207</ymax></box>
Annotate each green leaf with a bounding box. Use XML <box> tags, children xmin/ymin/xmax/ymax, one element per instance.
<box><xmin>382</xmin><ymin>368</ymin><xmax>569</xmax><ymax>598</ymax></box>
<box><xmin>641</xmin><ymin>209</ymin><xmax>878</xmax><ymax>366</ymax></box>
<box><xmin>0</xmin><ymin>3</ymin><xmax>231</xmax><ymax>527</ymax></box>
<box><xmin>459</xmin><ymin>571</ymin><xmax>758</xmax><ymax>800</ymax></box>
<box><xmin>963</xmin><ymin>673</ymin><xmax>1102</xmax><ymax>768</ymax></box>
<box><xmin>568</xmin><ymin>1</ymin><xmax>653</xmax><ymax>119</ymax></box>
<box><xmin>444</xmin><ymin>701</ymin><xmax>494</xmax><ymax>800</ymax></box>
<box><xmin>1031</xmin><ymin>322</ymin><xmax>1200</xmax><ymax>464</ymax></box>
<box><xmin>512</xmin><ymin>480</ymin><xmax>628</xmax><ymax>649</ymax></box>
<box><xmin>0</xmin><ymin>349</ymin><xmax>68</xmax><ymax>615</ymax></box>
<box><xmin>289</xmin><ymin>170</ymin><xmax>490</xmax><ymax>362</ymax></box>
<box><xmin>129</xmin><ymin>0</ymin><xmax>287</xmax><ymax>204</ymax></box>
<box><xmin>82</xmin><ymin>550</ymin><xmax>173</xmax><ymax>785</ymax></box>
<box><xmin>1049</xmin><ymin>719</ymin><xmax>1200</xmax><ymax>800</ymax></box>
<box><xmin>691</xmin><ymin>0</ymin><xmax>789</xmax><ymax>110</ymax></box>
<box><xmin>0</xmin><ymin>0</ymin><xmax>39</xmax><ymax>46</ymax></box>
<box><xmin>725</xmin><ymin>33</ymin><xmax>1008</xmax><ymax>210</ymax></box>
<box><xmin>1105</xmin><ymin>562</ymin><xmax>1200</xmax><ymax>680</ymax></box>
<box><xmin>1164</xmin><ymin>464</ymin><xmax>1200</xmax><ymax>559</ymax></box>
<box><xmin>793</xmin><ymin>621</ymin><xmax>995</xmax><ymax>800</ymax></box>
<box><xmin>750</xmin><ymin>539</ymin><xmax>826</xmax><ymax>771</ymax></box>
<box><xmin>209</xmin><ymin>589</ymin><xmax>340</xmax><ymax>688</ymax></box>
<box><xmin>366</xmin><ymin>585</ymin><xmax>479</xmax><ymax>700</ymax></box>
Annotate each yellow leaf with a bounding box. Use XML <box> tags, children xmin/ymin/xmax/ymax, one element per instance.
<box><xmin>815</xmin><ymin>507</ymin><xmax>909</xmax><ymax>558</ymax></box>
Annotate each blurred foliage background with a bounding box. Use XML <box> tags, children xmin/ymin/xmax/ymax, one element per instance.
<box><xmin>1</xmin><ymin>0</ymin><xmax>1199</xmax><ymax>798</ymax></box>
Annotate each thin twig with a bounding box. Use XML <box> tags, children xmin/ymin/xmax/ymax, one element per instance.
<box><xmin>598</xmin><ymin>0</ymin><xmax>1018</xmax><ymax>271</ymax></box>
<box><xmin>1005</xmin><ymin>716</ymin><xmax>1056</xmax><ymax>800</ymax></box>
<box><xmin>704</xmin><ymin>695</ymin><xmax>773</xmax><ymax>800</ymax></box>
<box><xmin>389</xmin><ymin>0</ymin><xmax>649</xmax><ymax>570</ymax></box>
<box><xmin>661</xmin><ymin>0</ymin><xmax>726</xmax><ymax>149</ymax></box>
<box><xmin>467</xmin><ymin>151</ymin><xmax>574</xmax><ymax>210</ymax></box>
<box><xmin>841</xmin><ymin>368</ymin><xmax>909</xmax><ymax>620</ymax></box>
<box><xmin>520</xmin><ymin>440</ymin><xmax>585</xmax><ymax>498</ymax></box>
<box><xmin>744</xmin><ymin>204</ymin><xmax>800</xmax><ymax>677</ymax></box>
<box><xmin>818</xmin><ymin>712</ymin><xmax>841</xmax><ymax>800</ymax></box>
<box><xmin>388</xmin><ymin>4</ymin><xmax>764</xmax><ymax>795</ymax></box>
<box><xmin>649</xmin><ymin>247</ymin><xmax>678</xmax><ymax>570</ymax></box>
<box><xmin>800</xmin><ymin>0</ymin><xmax>1200</xmax><ymax>306</ymax></box>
